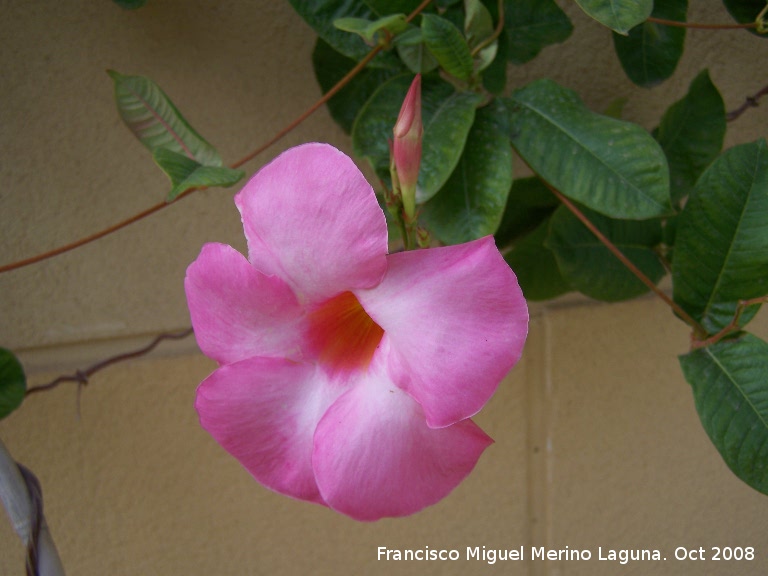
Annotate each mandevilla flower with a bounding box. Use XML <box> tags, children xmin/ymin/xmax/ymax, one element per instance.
<box><xmin>185</xmin><ymin>143</ymin><xmax>528</xmax><ymax>521</ymax></box>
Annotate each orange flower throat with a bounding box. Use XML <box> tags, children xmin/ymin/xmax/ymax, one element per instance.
<box><xmin>306</xmin><ymin>291</ymin><xmax>384</xmax><ymax>373</ymax></box>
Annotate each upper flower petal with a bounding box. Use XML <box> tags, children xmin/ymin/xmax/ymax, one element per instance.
<box><xmin>185</xmin><ymin>242</ymin><xmax>304</xmax><ymax>365</ymax></box>
<box><xmin>357</xmin><ymin>236</ymin><xmax>528</xmax><ymax>428</ymax></box>
<box><xmin>196</xmin><ymin>356</ymin><xmax>347</xmax><ymax>506</ymax></box>
<box><xmin>312</xmin><ymin>353</ymin><xmax>493</xmax><ymax>521</ymax></box>
<box><xmin>235</xmin><ymin>143</ymin><xmax>389</xmax><ymax>303</ymax></box>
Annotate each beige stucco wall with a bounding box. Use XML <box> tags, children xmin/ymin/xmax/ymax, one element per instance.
<box><xmin>1</xmin><ymin>1</ymin><xmax>766</xmax><ymax>574</ymax></box>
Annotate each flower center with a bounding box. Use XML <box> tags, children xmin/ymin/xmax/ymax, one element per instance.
<box><xmin>306</xmin><ymin>291</ymin><xmax>384</xmax><ymax>374</ymax></box>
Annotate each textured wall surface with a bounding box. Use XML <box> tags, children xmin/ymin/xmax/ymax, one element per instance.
<box><xmin>1</xmin><ymin>1</ymin><xmax>767</xmax><ymax>575</ymax></box>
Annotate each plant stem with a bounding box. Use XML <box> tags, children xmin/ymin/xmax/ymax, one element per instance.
<box><xmin>646</xmin><ymin>17</ymin><xmax>757</xmax><ymax>30</ymax></box>
<box><xmin>546</xmin><ymin>184</ymin><xmax>708</xmax><ymax>338</ymax></box>
<box><xmin>727</xmin><ymin>83</ymin><xmax>768</xmax><ymax>121</ymax></box>
<box><xmin>25</xmin><ymin>328</ymin><xmax>194</xmax><ymax>397</ymax></box>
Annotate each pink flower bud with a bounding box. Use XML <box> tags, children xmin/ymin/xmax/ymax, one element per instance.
<box><xmin>393</xmin><ymin>75</ymin><xmax>422</xmax><ymax>220</ymax></box>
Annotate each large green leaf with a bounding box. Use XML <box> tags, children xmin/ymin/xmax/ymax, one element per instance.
<box><xmin>420</xmin><ymin>101</ymin><xmax>512</xmax><ymax>244</ymax></box>
<box><xmin>613</xmin><ymin>0</ymin><xmax>687</xmax><ymax>87</ymax></box>
<box><xmin>352</xmin><ymin>74</ymin><xmax>481</xmax><ymax>202</ymax></box>
<box><xmin>545</xmin><ymin>204</ymin><xmax>665</xmax><ymax>302</ymax></box>
<box><xmin>0</xmin><ymin>348</ymin><xmax>26</xmax><ymax>420</ymax></box>
<box><xmin>153</xmin><ymin>149</ymin><xmax>244</xmax><ymax>202</ymax></box>
<box><xmin>494</xmin><ymin>176</ymin><xmax>558</xmax><ymax>249</ymax></box>
<box><xmin>679</xmin><ymin>333</ymin><xmax>768</xmax><ymax>495</ymax></box>
<box><xmin>312</xmin><ymin>38</ymin><xmax>403</xmax><ymax>134</ymax></box>
<box><xmin>505</xmin><ymin>79</ymin><xmax>672</xmax><ymax>219</ymax></box>
<box><xmin>505</xmin><ymin>218</ymin><xmax>571</xmax><ymax>301</ymax></box>
<box><xmin>109</xmin><ymin>70</ymin><xmax>223</xmax><ymax>167</ymax></box>
<box><xmin>287</xmin><ymin>0</ymin><xmax>399</xmax><ymax>67</ymax></box>
<box><xmin>672</xmin><ymin>139</ymin><xmax>768</xmax><ymax>333</ymax></box>
<box><xmin>421</xmin><ymin>14</ymin><xmax>474</xmax><ymax>81</ymax></box>
<box><xmin>504</xmin><ymin>0</ymin><xmax>573</xmax><ymax>64</ymax></box>
<box><xmin>655</xmin><ymin>70</ymin><xmax>726</xmax><ymax>205</ymax></box>
<box><xmin>574</xmin><ymin>0</ymin><xmax>652</xmax><ymax>34</ymax></box>
<box><xmin>723</xmin><ymin>0</ymin><xmax>768</xmax><ymax>38</ymax></box>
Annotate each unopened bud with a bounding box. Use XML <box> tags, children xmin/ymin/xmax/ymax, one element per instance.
<box><xmin>393</xmin><ymin>75</ymin><xmax>422</xmax><ymax>221</ymax></box>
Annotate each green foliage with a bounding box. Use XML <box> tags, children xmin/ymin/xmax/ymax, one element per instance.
<box><xmin>0</xmin><ymin>348</ymin><xmax>26</xmax><ymax>420</ymax></box>
<box><xmin>680</xmin><ymin>334</ymin><xmax>768</xmax><ymax>495</ymax></box>
<box><xmin>613</xmin><ymin>0</ymin><xmax>688</xmax><ymax>87</ymax></box>
<box><xmin>421</xmin><ymin>14</ymin><xmax>474</xmax><ymax>81</ymax></box>
<box><xmin>353</xmin><ymin>74</ymin><xmax>481</xmax><ymax>202</ymax></box>
<box><xmin>672</xmin><ymin>140</ymin><xmax>768</xmax><ymax>333</ymax></box>
<box><xmin>109</xmin><ymin>70</ymin><xmax>243</xmax><ymax>201</ymax></box>
<box><xmin>504</xmin><ymin>0</ymin><xmax>572</xmax><ymax>64</ymax></box>
<box><xmin>504</xmin><ymin>219</ymin><xmax>571</xmax><ymax>301</ymax></box>
<box><xmin>574</xmin><ymin>0</ymin><xmax>653</xmax><ymax>34</ymax></box>
<box><xmin>505</xmin><ymin>79</ymin><xmax>672</xmax><ymax>219</ymax></box>
<box><xmin>153</xmin><ymin>149</ymin><xmax>244</xmax><ymax>202</ymax></box>
<box><xmin>312</xmin><ymin>38</ymin><xmax>404</xmax><ymax>134</ymax></box>
<box><xmin>723</xmin><ymin>0</ymin><xmax>768</xmax><ymax>37</ymax></box>
<box><xmin>654</xmin><ymin>70</ymin><xmax>726</xmax><ymax>205</ymax></box>
<box><xmin>545</xmin><ymin>205</ymin><xmax>665</xmax><ymax>302</ymax></box>
<box><xmin>420</xmin><ymin>100</ymin><xmax>512</xmax><ymax>244</ymax></box>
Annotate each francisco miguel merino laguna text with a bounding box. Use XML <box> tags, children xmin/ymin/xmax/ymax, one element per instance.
<box><xmin>377</xmin><ymin>546</ymin><xmax>664</xmax><ymax>565</ymax></box>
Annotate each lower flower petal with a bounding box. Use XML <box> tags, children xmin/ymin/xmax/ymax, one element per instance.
<box><xmin>196</xmin><ymin>356</ymin><xmax>346</xmax><ymax>505</ymax></box>
<box><xmin>357</xmin><ymin>236</ymin><xmax>528</xmax><ymax>428</ymax></box>
<box><xmin>312</xmin><ymin>361</ymin><xmax>493</xmax><ymax>521</ymax></box>
<box><xmin>185</xmin><ymin>243</ymin><xmax>304</xmax><ymax>365</ymax></box>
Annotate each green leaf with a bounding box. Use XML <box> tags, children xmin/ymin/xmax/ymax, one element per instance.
<box><xmin>504</xmin><ymin>0</ymin><xmax>573</xmax><ymax>64</ymax></box>
<box><xmin>394</xmin><ymin>27</ymin><xmax>440</xmax><ymax>74</ymax></box>
<box><xmin>655</xmin><ymin>70</ymin><xmax>726</xmax><ymax>205</ymax></box>
<box><xmin>612</xmin><ymin>0</ymin><xmax>687</xmax><ymax>87</ymax></box>
<box><xmin>334</xmin><ymin>14</ymin><xmax>408</xmax><ymax>44</ymax></box>
<box><xmin>505</xmin><ymin>79</ymin><xmax>672</xmax><ymax>219</ymax></box>
<box><xmin>153</xmin><ymin>149</ymin><xmax>244</xmax><ymax>202</ymax></box>
<box><xmin>421</xmin><ymin>14</ymin><xmax>474</xmax><ymax>81</ymax></box>
<box><xmin>723</xmin><ymin>0</ymin><xmax>768</xmax><ymax>38</ymax></box>
<box><xmin>108</xmin><ymin>70</ymin><xmax>223</xmax><ymax>167</ymax></box>
<box><xmin>352</xmin><ymin>74</ymin><xmax>481</xmax><ymax>202</ymax></box>
<box><xmin>420</xmin><ymin>100</ymin><xmax>512</xmax><ymax>244</ymax></box>
<box><xmin>494</xmin><ymin>176</ymin><xmax>558</xmax><ymax>248</ymax></box>
<box><xmin>545</xmin><ymin>204</ymin><xmax>665</xmax><ymax>302</ymax></box>
<box><xmin>0</xmin><ymin>348</ymin><xmax>26</xmax><ymax>420</ymax></box>
<box><xmin>574</xmin><ymin>0</ymin><xmax>652</xmax><ymax>34</ymax></box>
<box><xmin>505</xmin><ymin>218</ymin><xmax>571</xmax><ymax>301</ymax></box>
<box><xmin>464</xmin><ymin>0</ymin><xmax>498</xmax><ymax>72</ymax></box>
<box><xmin>112</xmin><ymin>0</ymin><xmax>147</xmax><ymax>8</ymax></box>
<box><xmin>287</xmin><ymin>0</ymin><xmax>400</xmax><ymax>67</ymax></box>
<box><xmin>312</xmin><ymin>38</ymin><xmax>403</xmax><ymax>134</ymax></box>
<box><xmin>364</xmin><ymin>0</ymin><xmax>426</xmax><ymax>14</ymax></box>
<box><xmin>679</xmin><ymin>333</ymin><xmax>768</xmax><ymax>495</ymax></box>
<box><xmin>672</xmin><ymin>139</ymin><xmax>768</xmax><ymax>333</ymax></box>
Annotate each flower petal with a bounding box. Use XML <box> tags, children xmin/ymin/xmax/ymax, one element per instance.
<box><xmin>196</xmin><ymin>356</ymin><xmax>347</xmax><ymax>505</ymax></box>
<box><xmin>313</xmin><ymin>357</ymin><xmax>492</xmax><ymax>521</ymax></box>
<box><xmin>185</xmin><ymin>243</ymin><xmax>304</xmax><ymax>365</ymax></box>
<box><xmin>236</xmin><ymin>143</ymin><xmax>388</xmax><ymax>303</ymax></box>
<box><xmin>357</xmin><ymin>236</ymin><xmax>528</xmax><ymax>428</ymax></box>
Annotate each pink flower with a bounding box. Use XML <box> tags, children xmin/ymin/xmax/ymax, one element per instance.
<box><xmin>185</xmin><ymin>143</ymin><xmax>528</xmax><ymax>521</ymax></box>
<box><xmin>393</xmin><ymin>75</ymin><xmax>422</xmax><ymax>220</ymax></box>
